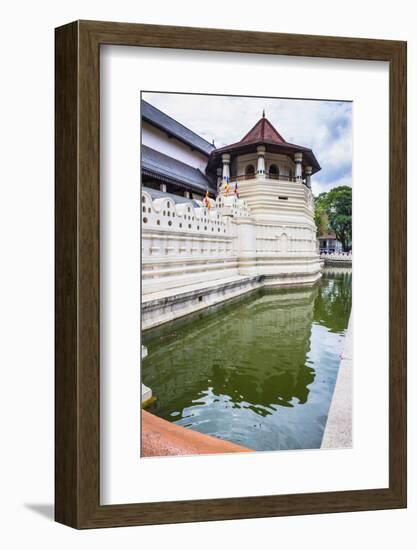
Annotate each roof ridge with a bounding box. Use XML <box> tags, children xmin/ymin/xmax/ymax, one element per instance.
<box><xmin>263</xmin><ymin>117</ymin><xmax>286</xmax><ymax>143</ymax></box>
<box><xmin>142</xmin><ymin>144</ymin><xmax>206</xmax><ymax>171</ymax></box>
<box><xmin>141</xmin><ymin>145</ymin><xmax>216</xmax><ymax>193</ymax></box>
<box><xmin>239</xmin><ymin>115</ymin><xmax>286</xmax><ymax>145</ymax></box>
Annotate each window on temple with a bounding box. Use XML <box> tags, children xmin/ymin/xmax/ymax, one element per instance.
<box><xmin>269</xmin><ymin>164</ymin><xmax>279</xmax><ymax>178</ymax></box>
<box><xmin>245</xmin><ymin>164</ymin><xmax>255</xmax><ymax>176</ymax></box>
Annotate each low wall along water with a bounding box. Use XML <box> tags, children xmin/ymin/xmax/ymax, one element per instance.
<box><xmin>142</xmin><ymin>189</ymin><xmax>322</xmax><ymax>329</ymax></box>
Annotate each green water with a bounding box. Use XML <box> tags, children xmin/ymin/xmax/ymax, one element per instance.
<box><xmin>142</xmin><ymin>269</ymin><xmax>352</xmax><ymax>451</ymax></box>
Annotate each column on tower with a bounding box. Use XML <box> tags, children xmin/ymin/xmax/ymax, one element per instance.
<box><xmin>294</xmin><ymin>152</ymin><xmax>303</xmax><ymax>180</ymax></box>
<box><xmin>257</xmin><ymin>145</ymin><xmax>266</xmax><ymax>175</ymax></box>
<box><xmin>305</xmin><ymin>165</ymin><xmax>313</xmax><ymax>188</ymax></box>
<box><xmin>216</xmin><ymin>167</ymin><xmax>223</xmax><ymax>190</ymax></box>
<box><xmin>222</xmin><ymin>153</ymin><xmax>231</xmax><ymax>182</ymax></box>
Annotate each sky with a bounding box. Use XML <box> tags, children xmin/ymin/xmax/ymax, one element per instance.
<box><xmin>142</xmin><ymin>92</ymin><xmax>352</xmax><ymax>196</ymax></box>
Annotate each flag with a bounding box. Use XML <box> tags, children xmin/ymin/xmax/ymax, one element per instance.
<box><xmin>225</xmin><ymin>181</ymin><xmax>230</xmax><ymax>196</ymax></box>
<box><xmin>234</xmin><ymin>180</ymin><xmax>239</xmax><ymax>198</ymax></box>
<box><xmin>204</xmin><ymin>190</ymin><xmax>211</xmax><ymax>209</ymax></box>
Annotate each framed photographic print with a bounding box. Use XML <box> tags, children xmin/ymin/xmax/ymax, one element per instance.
<box><xmin>55</xmin><ymin>20</ymin><xmax>406</xmax><ymax>528</ymax></box>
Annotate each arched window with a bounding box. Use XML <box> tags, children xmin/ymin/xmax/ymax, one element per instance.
<box><xmin>269</xmin><ymin>164</ymin><xmax>279</xmax><ymax>179</ymax></box>
<box><xmin>245</xmin><ymin>164</ymin><xmax>255</xmax><ymax>177</ymax></box>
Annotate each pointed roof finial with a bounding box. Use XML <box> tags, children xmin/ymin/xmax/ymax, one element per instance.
<box><xmin>262</xmin><ymin>108</ymin><xmax>265</xmax><ymax>118</ymax></box>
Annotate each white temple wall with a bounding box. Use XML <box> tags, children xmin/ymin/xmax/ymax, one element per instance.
<box><xmin>236</xmin><ymin>152</ymin><xmax>296</xmax><ymax>177</ymax></box>
<box><xmin>141</xmin><ymin>187</ymin><xmax>322</xmax><ymax>327</ymax></box>
<box><xmin>265</xmin><ymin>153</ymin><xmax>296</xmax><ymax>176</ymax></box>
<box><xmin>236</xmin><ymin>153</ymin><xmax>258</xmax><ymax>176</ymax></box>
<box><xmin>233</xmin><ymin>217</ymin><xmax>257</xmax><ymax>276</ymax></box>
<box><xmin>142</xmin><ymin>121</ymin><xmax>209</xmax><ymax>171</ymax></box>
<box><xmin>141</xmin><ymin>190</ymin><xmax>239</xmax><ymax>295</ymax></box>
<box><xmin>254</xmin><ymin>223</ymin><xmax>316</xmax><ymax>255</ymax></box>
<box><xmin>236</xmin><ymin>177</ymin><xmax>315</xmax><ymax>222</ymax></box>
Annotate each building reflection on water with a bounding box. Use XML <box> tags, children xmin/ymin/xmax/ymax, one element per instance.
<box><xmin>142</xmin><ymin>270</ymin><xmax>351</xmax><ymax>451</ymax></box>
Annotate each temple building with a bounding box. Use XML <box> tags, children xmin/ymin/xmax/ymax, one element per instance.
<box><xmin>141</xmin><ymin>100</ymin><xmax>216</xmax><ymax>200</ymax></box>
<box><xmin>207</xmin><ymin>109</ymin><xmax>320</xmax><ymax>192</ymax></box>
<box><xmin>141</xmin><ymin>100</ymin><xmax>322</xmax><ymax>329</ymax></box>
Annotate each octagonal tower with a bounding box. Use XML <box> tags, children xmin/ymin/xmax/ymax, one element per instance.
<box><xmin>207</xmin><ymin>112</ymin><xmax>322</xmax><ymax>286</ymax></box>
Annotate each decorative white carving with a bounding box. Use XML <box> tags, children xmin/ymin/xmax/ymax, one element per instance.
<box><xmin>320</xmin><ymin>251</ymin><xmax>352</xmax><ymax>263</ymax></box>
<box><xmin>142</xmin><ymin>186</ymin><xmax>322</xmax><ymax>295</ymax></box>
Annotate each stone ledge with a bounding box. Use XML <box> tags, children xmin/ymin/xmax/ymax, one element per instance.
<box><xmin>321</xmin><ymin>315</ymin><xmax>353</xmax><ymax>449</ymax></box>
<box><xmin>142</xmin><ymin>269</ymin><xmax>323</xmax><ymax>330</ymax></box>
<box><xmin>141</xmin><ymin>410</ymin><xmax>252</xmax><ymax>457</ymax></box>
<box><xmin>142</xmin><ymin>275</ymin><xmax>256</xmax><ymax>306</ymax></box>
<box><xmin>142</xmin><ymin>275</ymin><xmax>264</xmax><ymax>330</ymax></box>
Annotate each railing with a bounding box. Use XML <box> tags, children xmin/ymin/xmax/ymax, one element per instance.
<box><xmin>232</xmin><ymin>174</ymin><xmax>256</xmax><ymax>181</ymax></box>
<box><xmin>266</xmin><ymin>173</ymin><xmax>297</xmax><ymax>182</ymax></box>
<box><xmin>230</xmin><ymin>173</ymin><xmax>299</xmax><ymax>182</ymax></box>
<box><xmin>320</xmin><ymin>251</ymin><xmax>352</xmax><ymax>264</ymax></box>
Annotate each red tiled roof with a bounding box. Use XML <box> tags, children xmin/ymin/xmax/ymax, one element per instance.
<box><xmin>207</xmin><ymin>112</ymin><xmax>321</xmax><ymax>175</ymax></box>
<box><xmin>214</xmin><ymin>115</ymin><xmax>288</xmax><ymax>154</ymax></box>
<box><xmin>240</xmin><ymin>115</ymin><xmax>286</xmax><ymax>145</ymax></box>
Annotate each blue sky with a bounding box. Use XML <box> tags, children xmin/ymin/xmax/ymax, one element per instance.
<box><xmin>143</xmin><ymin>92</ymin><xmax>352</xmax><ymax>196</ymax></box>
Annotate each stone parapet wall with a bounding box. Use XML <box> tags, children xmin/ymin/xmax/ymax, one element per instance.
<box><xmin>321</xmin><ymin>252</ymin><xmax>352</xmax><ymax>267</ymax></box>
<box><xmin>232</xmin><ymin>176</ymin><xmax>315</xmax><ymax>222</ymax></box>
<box><xmin>142</xmin><ymin>189</ymin><xmax>322</xmax><ymax>303</ymax></box>
<box><xmin>142</xmin><ymin>275</ymin><xmax>264</xmax><ymax>330</ymax></box>
<box><xmin>142</xmin><ymin>190</ymin><xmax>241</xmax><ymax>294</ymax></box>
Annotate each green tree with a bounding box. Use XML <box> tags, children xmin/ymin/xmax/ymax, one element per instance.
<box><xmin>314</xmin><ymin>192</ymin><xmax>329</xmax><ymax>237</ymax></box>
<box><xmin>314</xmin><ymin>186</ymin><xmax>352</xmax><ymax>251</ymax></box>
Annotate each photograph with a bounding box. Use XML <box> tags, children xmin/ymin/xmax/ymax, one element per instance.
<box><xmin>140</xmin><ymin>92</ymin><xmax>353</xmax><ymax>457</ymax></box>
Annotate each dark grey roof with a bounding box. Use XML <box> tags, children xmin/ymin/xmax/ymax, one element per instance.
<box><xmin>142</xmin><ymin>186</ymin><xmax>202</xmax><ymax>208</ymax></box>
<box><xmin>141</xmin><ymin>100</ymin><xmax>215</xmax><ymax>156</ymax></box>
<box><xmin>142</xmin><ymin>145</ymin><xmax>216</xmax><ymax>194</ymax></box>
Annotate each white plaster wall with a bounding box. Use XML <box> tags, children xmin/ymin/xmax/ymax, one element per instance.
<box><xmin>142</xmin><ymin>121</ymin><xmax>209</xmax><ymax>171</ymax></box>
<box><xmin>236</xmin><ymin>152</ymin><xmax>258</xmax><ymax>175</ymax></box>
<box><xmin>265</xmin><ymin>153</ymin><xmax>296</xmax><ymax>176</ymax></box>
<box><xmin>232</xmin><ymin>175</ymin><xmax>315</xmax><ymax>223</ymax></box>
<box><xmin>142</xmin><ymin>190</ymin><xmax>238</xmax><ymax>293</ymax></box>
<box><xmin>236</xmin><ymin>152</ymin><xmax>295</xmax><ymax>177</ymax></box>
<box><xmin>142</xmin><ymin>185</ymin><xmax>320</xmax><ymax>295</ymax></box>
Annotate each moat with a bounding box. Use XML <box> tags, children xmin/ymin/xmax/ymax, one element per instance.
<box><xmin>142</xmin><ymin>269</ymin><xmax>352</xmax><ymax>451</ymax></box>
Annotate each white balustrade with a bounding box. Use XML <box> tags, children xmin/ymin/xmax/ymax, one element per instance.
<box><xmin>142</xmin><ymin>190</ymin><xmax>322</xmax><ymax>295</ymax></box>
<box><xmin>320</xmin><ymin>251</ymin><xmax>352</xmax><ymax>263</ymax></box>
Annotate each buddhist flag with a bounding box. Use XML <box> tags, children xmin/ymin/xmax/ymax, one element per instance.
<box><xmin>225</xmin><ymin>181</ymin><xmax>230</xmax><ymax>196</ymax></box>
<box><xmin>204</xmin><ymin>190</ymin><xmax>211</xmax><ymax>209</ymax></box>
<box><xmin>234</xmin><ymin>180</ymin><xmax>239</xmax><ymax>198</ymax></box>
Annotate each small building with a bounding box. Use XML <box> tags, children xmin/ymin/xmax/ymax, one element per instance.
<box><xmin>319</xmin><ymin>233</ymin><xmax>344</xmax><ymax>254</ymax></box>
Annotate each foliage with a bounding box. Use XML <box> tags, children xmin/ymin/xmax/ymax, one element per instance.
<box><xmin>314</xmin><ymin>186</ymin><xmax>352</xmax><ymax>251</ymax></box>
<box><xmin>314</xmin><ymin>192</ymin><xmax>329</xmax><ymax>237</ymax></box>
<box><xmin>313</xmin><ymin>271</ymin><xmax>352</xmax><ymax>332</ymax></box>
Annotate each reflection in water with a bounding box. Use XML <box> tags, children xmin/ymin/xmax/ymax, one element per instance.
<box><xmin>142</xmin><ymin>270</ymin><xmax>352</xmax><ymax>451</ymax></box>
